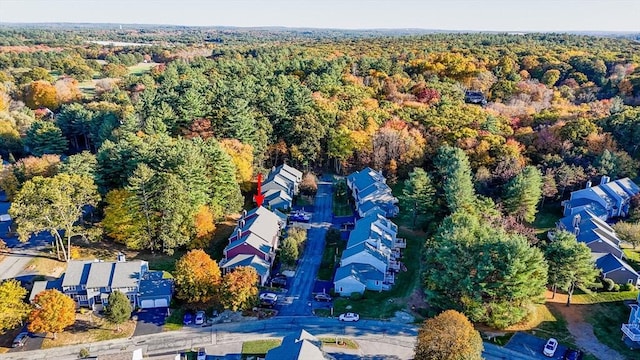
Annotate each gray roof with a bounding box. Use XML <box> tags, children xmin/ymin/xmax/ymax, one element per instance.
<box><xmin>342</xmin><ymin>242</ymin><xmax>388</xmax><ymax>266</ymax></box>
<box><xmin>112</xmin><ymin>261</ymin><xmax>146</xmax><ymax>288</ymax></box>
<box><xmin>277</xmin><ymin>164</ymin><xmax>303</xmax><ymax>180</ymax></box>
<box><xmin>61</xmin><ymin>261</ymin><xmax>92</xmax><ymax>287</ymax></box>
<box><xmin>225</xmin><ymin>232</ymin><xmax>273</xmax><ymax>255</ymax></box>
<box><xmin>593</xmin><ymin>252</ymin><xmax>639</xmax><ymax>276</ymax></box>
<box><xmin>334</xmin><ymin>263</ymin><xmax>384</xmax><ymax>283</ymax></box>
<box><xmin>265</xmin><ymin>330</ymin><xmax>327</xmax><ymax>360</ymax></box>
<box><xmin>268</xmin><ymin>168</ymin><xmax>299</xmax><ymax>187</ymax></box>
<box><xmin>86</xmin><ymin>262</ymin><xmax>116</xmax><ymax>288</ymax></box>
<box><xmin>220</xmin><ymin>254</ymin><xmax>270</xmax><ymax>277</ymax></box>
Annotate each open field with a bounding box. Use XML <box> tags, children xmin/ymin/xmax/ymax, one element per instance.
<box><xmin>128</xmin><ymin>62</ymin><xmax>159</xmax><ymax>75</ymax></box>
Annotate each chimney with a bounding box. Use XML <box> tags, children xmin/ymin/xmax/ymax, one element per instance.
<box><xmin>600</xmin><ymin>176</ymin><xmax>610</xmax><ymax>185</ymax></box>
<box><xmin>572</xmin><ymin>214</ymin><xmax>581</xmax><ymax>228</ymax></box>
<box><xmin>239</xmin><ymin>219</ymin><xmax>245</xmax><ymax>229</ymax></box>
<box><xmin>236</xmin><ymin>228</ymin><xmax>242</xmax><ymax>239</ymax></box>
<box><xmin>586</xmin><ymin>180</ymin><xmax>592</xmax><ymax>188</ymax></box>
<box><xmin>574</xmin><ymin>227</ymin><xmax>580</xmax><ymax>236</ymax></box>
<box><xmin>116</xmin><ymin>252</ymin><xmax>126</xmax><ymax>262</ymax></box>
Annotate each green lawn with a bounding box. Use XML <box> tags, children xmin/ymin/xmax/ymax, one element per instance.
<box><xmin>164</xmin><ymin>307</ymin><xmax>184</xmax><ymax>331</ymax></box>
<box><xmin>128</xmin><ymin>62</ymin><xmax>158</xmax><ymax>75</ymax></box>
<box><xmin>532</xmin><ymin>201</ymin><xmax>562</xmax><ymax>237</ymax></box>
<box><xmin>332</xmin><ymin>190</ymin><xmax>353</xmax><ymax>216</ymax></box>
<box><xmin>572</xmin><ymin>290</ymin><xmax>638</xmax><ymax>304</ymax></box>
<box><xmin>319</xmin><ymin>337</ymin><xmax>359</xmax><ymax>349</ymax></box>
<box><xmin>241</xmin><ymin>339</ymin><xmax>281</xmax><ymax>354</ymax></box>
<box><xmin>585</xmin><ymin>301</ymin><xmax>639</xmax><ymax>360</ymax></box>
<box><xmin>317</xmin><ymin>236</ymin><xmax>344</xmax><ymax>281</ymax></box>
<box><xmin>623</xmin><ymin>247</ymin><xmax>640</xmax><ymax>272</ymax></box>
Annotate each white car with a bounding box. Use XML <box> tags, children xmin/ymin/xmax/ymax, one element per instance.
<box><xmin>543</xmin><ymin>338</ymin><xmax>558</xmax><ymax>357</ymax></box>
<box><xmin>194</xmin><ymin>310</ymin><xmax>206</xmax><ymax>325</ymax></box>
<box><xmin>259</xmin><ymin>292</ymin><xmax>278</xmax><ymax>307</ymax></box>
<box><xmin>338</xmin><ymin>312</ymin><xmax>360</xmax><ymax>322</ymax></box>
<box><xmin>197</xmin><ymin>347</ymin><xmax>206</xmax><ymax>360</ymax></box>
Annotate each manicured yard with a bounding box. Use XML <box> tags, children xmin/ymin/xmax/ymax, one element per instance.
<box><xmin>572</xmin><ymin>290</ymin><xmax>638</xmax><ymax>304</ymax></box>
<box><xmin>26</xmin><ymin>255</ymin><xmax>65</xmax><ymax>277</ymax></box>
<box><xmin>241</xmin><ymin>339</ymin><xmax>281</xmax><ymax>354</ymax></box>
<box><xmin>317</xmin><ymin>236</ymin><xmax>344</xmax><ymax>281</ymax></box>
<box><xmin>41</xmin><ymin>312</ymin><xmax>135</xmax><ymax>349</ymax></box>
<box><xmin>532</xmin><ymin>201</ymin><xmax>562</xmax><ymax>237</ymax></box>
<box><xmin>623</xmin><ymin>247</ymin><xmax>640</xmax><ymax>271</ymax></box>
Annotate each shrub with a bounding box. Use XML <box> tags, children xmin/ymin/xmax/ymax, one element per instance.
<box><xmin>621</xmin><ymin>283</ymin><xmax>636</xmax><ymax>292</ymax></box>
<box><xmin>613</xmin><ymin>284</ymin><xmax>621</xmax><ymax>292</ymax></box>
<box><xmin>602</xmin><ymin>278</ymin><xmax>615</xmax><ymax>292</ymax></box>
<box><xmin>79</xmin><ymin>348</ymin><xmax>90</xmax><ymax>358</ymax></box>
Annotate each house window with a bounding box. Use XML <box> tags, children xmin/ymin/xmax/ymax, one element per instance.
<box><xmin>93</xmin><ymin>295</ymin><xmax>102</xmax><ymax>304</ymax></box>
<box><xmin>67</xmin><ymin>286</ymin><xmax>76</xmax><ymax>291</ymax></box>
<box><xmin>339</xmin><ymin>287</ymin><xmax>343</xmax><ymax>292</ymax></box>
<box><xmin>628</xmin><ymin>279</ymin><xmax>634</xmax><ymax>284</ymax></box>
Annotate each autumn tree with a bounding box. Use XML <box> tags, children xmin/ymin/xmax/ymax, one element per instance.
<box><xmin>400</xmin><ymin>167</ymin><xmax>436</xmax><ymax>228</ymax></box>
<box><xmin>54</xmin><ymin>77</ymin><xmax>82</xmax><ymax>104</ymax></box>
<box><xmin>174</xmin><ymin>249</ymin><xmax>222</xmax><ymax>304</ymax></box>
<box><xmin>613</xmin><ymin>221</ymin><xmax>640</xmax><ymax>249</ymax></box>
<box><xmin>299</xmin><ymin>172</ymin><xmax>318</xmax><ymax>196</ymax></box>
<box><xmin>502</xmin><ymin>166</ymin><xmax>543</xmax><ymax>223</ymax></box>
<box><xmin>220</xmin><ymin>266</ymin><xmax>258</xmax><ymax>311</ymax></box>
<box><xmin>102</xmin><ymin>189</ymin><xmax>147</xmax><ymax>249</ymax></box>
<box><xmin>544</xmin><ymin>231</ymin><xmax>599</xmax><ymax>305</ymax></box>
<box><xmin>25</xmin><ymin>121</ymin><xmax>68</xmax><ymax>156</ymax></box>
<box><xmin>10</xmin><ymin>173</ymin><xmax>100</xmax><ymax>261</ymax></box>
<box><xmin>28</xmin><ymin>289</ymin><xmax>76</xmax><ymax>339</ymax></box>
<box><xmin>25</xmin><ymin>80</ymin><xmax>59</xmax><ymax>110</ymax></box>
<box><xmin>414</xmin><ymin>310</ymin><xmax>483</xmax><ymax>360</ymax></box>
<box><xmin>191</xmin><ymin>205</ymin><xmax>217</xmax><ymax>249</ymax></box>
<box><xmin>0</xmin><ymin>279</ymin><xmax>31</xmax><ymax>333</ymax></box>
<box><xmin>105</xmin><ymin>290</ymin><xmax>132</xmax><ymax>331</ymax></box>
<box><xmin>220</xmin><ymin>139</ymin><xmax>254</xmax><ymax>191</ymax></box>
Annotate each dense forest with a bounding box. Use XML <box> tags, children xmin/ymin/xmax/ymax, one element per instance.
<box><xmin>1</xmin><ymin>26</ymin><xmax>640</xmax><ymax>327</ymax></box>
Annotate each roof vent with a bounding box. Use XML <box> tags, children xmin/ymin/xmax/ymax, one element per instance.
<box><xmin>117</xmin><ymin>252</ymin><xmax>126</xmax><ymax>262</ymax></box>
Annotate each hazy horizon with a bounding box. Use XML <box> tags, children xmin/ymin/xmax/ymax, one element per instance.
<box><xmin>1</xmin><ymin>0</ymin><xmax>639</xmax><ymax>33</ymax></box>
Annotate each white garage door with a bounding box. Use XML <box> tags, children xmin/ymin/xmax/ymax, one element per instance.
<box><xmin>140</xmin><ymin>298</ymin><xmax>168</xmax><ymax>308</ymax></box>
<box><xmin>154</xmin><ymin>298</ymin><xmax>168</xmax><ymax>307</ymax></box>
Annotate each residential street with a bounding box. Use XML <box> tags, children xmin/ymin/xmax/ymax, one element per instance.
<box><xmin>277</xmin><ymin>178</ymin><xmax>334</xmax><ymax>316</ymax></box>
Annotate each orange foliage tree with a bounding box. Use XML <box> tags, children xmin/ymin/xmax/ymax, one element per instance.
<box><xmin>414</xmin><ymin>310</ymin><xmax>483</xmax><ymax>360</ymax></box>
<box><xmin>54</xmin><ymin>77</ymin><xmax>82</xmax><ymax>104</ymax></box>
<box><xmin>174</xmin><ymin>249</ymin><xmax>221</xmax><ymax>304</ymax></box>
<box><xmin>28</xmin><ymin>289</ymin><xmax>76</xmax><ymax>339</ymax></box>
<box><xmin>220</xmin><ymin>139</ymin><xmax>254</xmax><ymax>191</ymax></box>
<box><xmin>219</xmin><ymin>266</ymin><xmax>258</xmax><ymax>311</ymax></box>
<box><xmin>25</xmin><ymin>80</ymin><xmax>59</xmax><ymax>110</ymax></box>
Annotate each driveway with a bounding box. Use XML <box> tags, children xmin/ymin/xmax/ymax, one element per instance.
<box><xmin>504</xmin><ymin>332</ymin><xmax>568</xmax><ymax>360</ymax></box>
<box><xmin>133</xmin><ymin>308</ymin><xmax>168</xmax><ymax>337</ymax></box>
<box><xmin>277</xmin><ymin>178</ymin><xmax>334</xmax><ymax>316</ymax></box>
<box><xmin>6</xmin><ymin>330</ymin><xmax>46</xmax><ymax>353</ymax></box>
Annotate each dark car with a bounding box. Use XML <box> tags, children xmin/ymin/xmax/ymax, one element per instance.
<box><xmin>464</xmin><ymin>90</ymin><xmax>487</xmax><ymax>105</ymax></box>
<box><xmin>183</xmin><ymin>312</ymin><xmax>193</xmax><ymax>325</ymax></box>
<box><xmin>563</xmin><ymin>349</ymin><xmax>582</xmax><ymax>360</ymax></box>
<box><xmin>270</xmin><ymin>276</ymin><xmax>287</xmax><ymax>288</ymax></box>
<box><xmin>12</xmin><ymin>332</ymin><xmax>29</xmax><ymax>348</ymax></box>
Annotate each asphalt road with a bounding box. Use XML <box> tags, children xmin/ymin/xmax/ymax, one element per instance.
<box><xmin>277</xmin><ymin>179</ymin><xmax>334</xmax><ymax>316</ymax></box>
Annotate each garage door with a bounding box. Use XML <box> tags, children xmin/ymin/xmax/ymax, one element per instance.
<box><xmin>139</xmin><ymin>298</ymin><xmax>168</xmax><ymax>308</ymax></box>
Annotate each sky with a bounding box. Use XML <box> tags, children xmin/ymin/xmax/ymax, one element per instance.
<box><xmin>1</xmin><ymin>0</ymin><xmax>639</xmax><ymax>32</ymax></box>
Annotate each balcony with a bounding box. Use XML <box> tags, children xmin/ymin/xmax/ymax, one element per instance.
<box><xmin>394</xmin><ymin>238</ymin><xmax>407</xmax><ymax>249</ymax></box>
<box><xmin>389</xmin><ymin>260</ymin><xmax>401</xmax><ymax>271</ymax></box>
<box><xmin>384</xmin><ymin>272</ymin><xmax>395</xmax><ymax>285</ymax></box>
<box><xmin>622</xmin><ymin>323</ymin><xmax>640</xmax><ymax>342</ymax></box>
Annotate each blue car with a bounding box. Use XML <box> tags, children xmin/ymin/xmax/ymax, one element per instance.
<box><xmin>183</xmin><ymin>312</ymin><xmax>193</xmax><ymax>325</ymax></box>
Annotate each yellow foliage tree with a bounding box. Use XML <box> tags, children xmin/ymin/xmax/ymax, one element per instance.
<box><xmin>191</xmin><ymin>205</ymin><xmax>216</xmax><ymax>249</ymax></box>
<box><xmin>220</xmin><ymin>139</ymin><xmax>254</xmax><ymax>191</ymax></box>
<box><xmin>25</xmin><ymin>80</ymin><xmax>59</xmax><ymax>110</ymax></box>
<box><xmin>414</xmin><ymin>310</ymin><xmax>483</xmax><ymax>360</ymax></box>
<box><xmin>0</xmin><ymin>279</ymin><xmax>31</xmax><ymax>333</ymax></box>
<box><xmin>102</xmin><ymin>189</ymin><xmax>147</xmax><ymax>250</ymax></box>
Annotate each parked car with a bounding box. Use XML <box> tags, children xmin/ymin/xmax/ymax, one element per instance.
<box><xmin>194</xmin><ymin>310</ymin><xmax>206</xmax><ymax>325</ymax></box>
<box><xmin>338</xmin><ymin>312</ymin><xmax>360</xmax><ymax>322</ymax></box>
<box><xmin>314</xmin><ymin>293</ymin><xmax>332</xmax><ymax>302</ymax></box>
<box><xmin>260</xmin><ymin>292</ymin><xmax>278</xmax><ymax>307</ymax></box>
<box><xmin>543</xmin><ymin>338</ymin><xmax>558</xmax><ymax>357</ymax></box>
<box><xmin>270</xmin><ymin>276</ymin><xmax>287</xmax><ymax>288</ymax></box>
<box><xmin>183</xmin><ymin>312</ymin><xmax>193</xmax><ymax>325</ymax></box>
<box><xmin>289</xmin><ymin>211</ymin><xmax>311</xmax><ymax>222</ymax></box>
<box><xmin>197</xmin><ymin>347</ymin><xmax>206</xmax><ymax>360</ymax></box>
<box><xmin>563</xmin><ymin>349</ymin><xmax>582</xmax><ymax>360</ymax></box>
<box><xmin>12</xmin><ymin>332</ymin><xmax>29</xmax><ymax>348</ymax></box>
